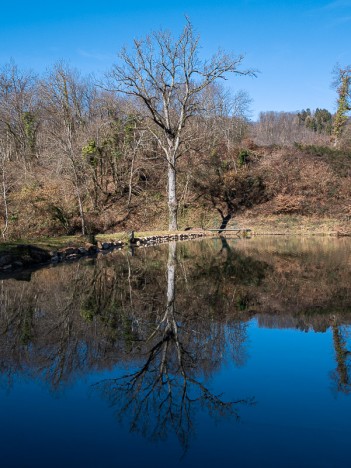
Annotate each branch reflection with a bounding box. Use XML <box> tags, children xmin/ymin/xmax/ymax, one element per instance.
<box><xmin>331</xmin><ymin>321</ymin><xmax>351</xmax><ymax>394</ymax></box>
<box><xmin>0</xmin><ymin>235</ymin><xmax>351</xmax><ymax>435</ymax></box>
<box><xmin>94</xmin><ymin>242</ymin><xmax>253</xmax><ymax>449</ymax></box>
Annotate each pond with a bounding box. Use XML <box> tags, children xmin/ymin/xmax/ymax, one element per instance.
<box><xmin>0</xmin><ymin>236</ymin><xmax>350</xmax><ymax>467</ymax></box>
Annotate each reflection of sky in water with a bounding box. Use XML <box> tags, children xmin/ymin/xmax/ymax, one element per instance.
<box><xmin>0</xmin><ymin>320</ymin><xmax>350</xmax><ymax>467</ymax></box>
<box><xmin>0</xmin><ymin>237</ymin><xmax>351</xmax><ymax>467</ymax></box>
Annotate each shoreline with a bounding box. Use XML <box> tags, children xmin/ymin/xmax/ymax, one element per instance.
<box><xmin>1</xmin><ymin>218</ymin><xmax>351</xmax><ymax>277</ymax></box>
<box><xmin>230</xmin><ymin>214</ymin><xmax>351</xmax><ymax>237</ymax></box>
<box><xmin>0</xmin><ymin>230</ymin><xmax>212</xmax><ymax>277</ymax></box>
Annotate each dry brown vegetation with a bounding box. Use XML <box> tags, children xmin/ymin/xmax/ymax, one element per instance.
<box><xmin>0</xmin><ymin>60</ymin><xmax>350</xmax><ymax>240</ymax></box>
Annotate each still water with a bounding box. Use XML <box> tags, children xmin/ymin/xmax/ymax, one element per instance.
<box><xmin>0</xmin><ymin>236</ymin><xmax>350</xmax><ymax>467</ymax></box>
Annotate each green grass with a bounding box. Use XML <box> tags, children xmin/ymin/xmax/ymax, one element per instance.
<box><xmin>0</xmin><ymin>235</ymin><xmax>94</xmax><ymax>253</ymax></box>
<box><xmin>0</xmin><ymin>229</ymin><xmax>210</xmax><ymax>254</ymax></box>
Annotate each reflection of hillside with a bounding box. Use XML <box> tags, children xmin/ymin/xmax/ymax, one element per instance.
<box><xmin>0</xmin><ymin>242</ymin><xmax>251</xmax><ymax>389</ymax></box>
<box><xmin>0</xmin><ymin>236</ymin><xmax>351</xmax><ymax>390</ymax></box>
<box><xmin>230</xmin><ymin>236</ymin><xmax>351</xmax><ymax>325</ymax></box>
<box><xmin>179</xmin><ymin>237</ymin><xmax>351</xmax><ymax>331</ymax></box>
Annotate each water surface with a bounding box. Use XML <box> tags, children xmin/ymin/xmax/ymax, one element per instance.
<box><xmin>0</xmin><ymin>237</ymin><xmax>350</xmax><ymax>467</ymax></box>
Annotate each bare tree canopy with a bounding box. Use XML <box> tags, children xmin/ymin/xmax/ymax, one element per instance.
<box><xmin>108</xmin><ymin>18</ymin><xmax>256</xmax><ymax>230</ymax></box>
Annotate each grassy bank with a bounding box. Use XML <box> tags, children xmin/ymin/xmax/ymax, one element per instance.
<box><xmin>1</xmin><ymin>217</ymin><xmax>349</xmax><ymax>259</ymax></box>
<box><xmin>233</xmin><ymin>215</ymin><xmax>351</xmax><ymax>236</ymax></box>
<box><xmin>0</xmin><ymin>229</ymin><xmax>213</xmax><ymax>257</ymax></box>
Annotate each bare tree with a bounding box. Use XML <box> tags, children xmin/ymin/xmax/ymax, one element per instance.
<box><xmin>0</xmin><ymin>136</ymin><xmax>11</xmax><ymax>238</ymax></box>
<box><xmin>252</xmin><ymin>110</ymin><xmax>332</xmax><ymax>147</ymax></box>
<box><xmin>39</xmin><ymin>63</ymin><xmax>95</xmax><ymax>235</ymax></box>
<box><xmin>198</xmin><ymin>83</ymin><xmax>253</xmax><ymax>152</ymax></box>
<box><xmin>0</xmin><ymin>62</ymin><xmax>39</xmax><ymax>168</ymax></box>
<box><xmin>108</xmin><ymin>18</ymin><xmax>255</xmax><ymax>230</ymax></box>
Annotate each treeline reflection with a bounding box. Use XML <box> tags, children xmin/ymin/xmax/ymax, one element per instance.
<box><xmin>0</xmin><ymin>237</ymin><xmax>350</xmax><ymax>422</ymax></box>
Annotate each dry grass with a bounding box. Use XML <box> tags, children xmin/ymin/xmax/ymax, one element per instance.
<box><xmin>2</xmin><ymin>144</ymin><xmax>351</xmax><ymax>242</ymax></box>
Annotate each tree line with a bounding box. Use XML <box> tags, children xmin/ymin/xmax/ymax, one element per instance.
<box><xmin>0</xmin><ymin>20</ymin><xmax>350</xmax><ymax>238</ymax></box>
<box><xmin>0</xmin><ymin>23</ymin><xmax>254</xmax><ymax>237</ymax></box>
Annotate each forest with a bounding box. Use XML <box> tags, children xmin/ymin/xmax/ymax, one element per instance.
<box><xmin>0</xmin><ymin>21</ymin><xmax>350</xmax><ymax>240</ymax></box>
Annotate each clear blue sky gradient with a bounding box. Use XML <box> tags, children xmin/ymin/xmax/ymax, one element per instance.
<box><xmin>1</xmin><ymin>0</ymin><xmax>351</xmax><ymax>119</ymax></box>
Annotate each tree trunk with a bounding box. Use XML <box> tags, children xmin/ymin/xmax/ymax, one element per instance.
<box><xmin>168</xmin><ymin>162</ymin><xmax>178</xmax><ymax>231</ymax></box>
<box><xmin>71</xmin><ymin>158</ymin><xmax>86</xmax><ymax>236</ymax></box>
<box><xmin>127</xmin><ymin>151</ymin><xmax>135</xmax><ymax>208</ymax></box>
<box><xmin>1</xmin><ymin>163</ymin><xmax>9</xmax><ymax>239</ymax></box>
<box><xmin>167</xmin><ymin>241</ymin><xmax>176</xmax><ymax>308</ymax></box>
<box><xmin>75</xmin><ymin>184</ymin><xmax>86</xmax><ymax>236</ymax></box>
<box><xmin>218</xmin><ymin>212</ymin><xmax>233</xmax><ymax>233</ymax></box>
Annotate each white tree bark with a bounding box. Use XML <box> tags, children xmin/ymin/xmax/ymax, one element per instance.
<box><xmin>108</xmin><ymin>19</ymin><xmax>255</xmax><ymax>231</ymax></box>
<box><xmin>167</xmin><ymin>161</ymin><xmax>178</xmax><ymax>231</ymax></box>
<box><xmin>1</xmin><ymin>162</ymin><xmax>8</xmax><ymax>239</ymax></box>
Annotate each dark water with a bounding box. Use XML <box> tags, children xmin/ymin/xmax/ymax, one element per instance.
<box><xmin>0</xmin><ymin>236</ymin><xmax>351</xmax><ymax>467</ymax></box>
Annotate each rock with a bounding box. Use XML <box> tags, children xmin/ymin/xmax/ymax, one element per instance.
<box><xmin>66</xmin><ymin>254</ymin><xmax>80</xmax><ymax>261</ymax></box>
<box><xmin>60</xmin><ymin>247</ymin><xmax>78</xmax><ymax>257</ymax></box>
<box><xmin>129</xmin><ymin>237</ymin><xmax>141</xmax><ymax>245</ymax></box>
<box><xmin>85</xmin><ymin>243</ymin><xmax>98</xmax><ymax>253</ymax></box>
<box><xmin>78</xmin><ymin>247</ymin><xmax>88</xmax><ymax>255</ymax></box>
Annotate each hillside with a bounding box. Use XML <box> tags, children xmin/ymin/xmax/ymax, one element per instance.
<box><xmin>2</xmin><ymin>142</ymin><xmax>351</xmax><ymax>239</ymax></box>
<box><xmin>233</xmin><ymin>144</ymin><xmax>351</xmax><ymax>235</ymax></box>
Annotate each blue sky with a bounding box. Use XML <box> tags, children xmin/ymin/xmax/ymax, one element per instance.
<box><xmin>1</xmin><ymin>0</ymin><xmax>350</xmax><ymax>119</ymax></box>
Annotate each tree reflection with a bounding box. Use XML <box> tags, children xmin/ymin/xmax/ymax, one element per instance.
<box><xmin>1</xmin><ymin>236</ymin><xmax>351</xmax><ymax>434</ymax></box>
<box><xmin>94</xmin><ymin>242</ymin><xmax>252</xmax><ymax>449</ymax></box>
<box><xmin>331</xmin><ymin>321</ymin><xmax>351</xmax><ymax>394</ymax></box>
